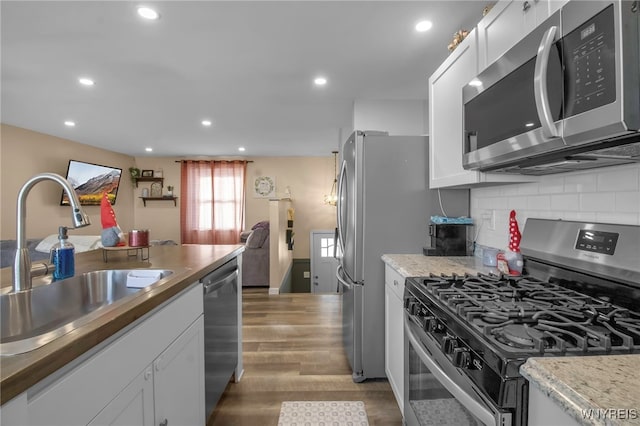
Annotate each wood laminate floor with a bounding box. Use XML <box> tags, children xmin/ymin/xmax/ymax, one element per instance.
<box><xmin>207</xmin><ymin>288</ymin><xmax>403</xmax><ymax>426</ymax></box>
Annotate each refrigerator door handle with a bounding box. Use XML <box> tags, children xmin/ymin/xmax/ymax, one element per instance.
<box><xmin>336</xmin><ymin>159</ymin><xmax>347</xmax><ymax>258</ymax></box>
<box><xmin>337</xmin><ymin>264</ymin><xmax>363</xmax><ymax>289</ymax></box>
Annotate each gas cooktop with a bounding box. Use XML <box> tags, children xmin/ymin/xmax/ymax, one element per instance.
<box><xmin>413</xmin><ymin>272</ymin><xmax>640</xmax><ymax>356</ymax></box>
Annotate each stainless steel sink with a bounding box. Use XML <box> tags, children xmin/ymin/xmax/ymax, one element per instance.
<box><xmin>0</xmin><ymin>269</ymin><xmax>173</xmax><ymax>356</ymax></box>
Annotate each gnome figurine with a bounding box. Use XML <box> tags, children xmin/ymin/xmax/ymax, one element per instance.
<box><xmin>100</xmin><ymin>192</ymin><xmax>125</xmax><ymax>247</ymax></box>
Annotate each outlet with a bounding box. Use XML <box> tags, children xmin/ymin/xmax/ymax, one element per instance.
<box><xmin>303</xmin><ymin>271</ymin><xmax>310</xmax><ymax>278</ymax></box>
<box><xmin>481</xmin><ymin>210</ymin><xmax>496</xmax><ymax>231</ymax></box>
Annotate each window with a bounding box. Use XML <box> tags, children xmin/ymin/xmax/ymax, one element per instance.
<box><xmin>180</xmin><ymin>160</ymin><xmax>247</xmax><ymax>244</ymax></box>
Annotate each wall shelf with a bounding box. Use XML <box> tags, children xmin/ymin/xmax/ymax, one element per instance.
<box><xmin>134</xmin><ymin>177</ymin><xmax>163</xmax><ymax>188</ymax></box>
<box><xmin>140</xmin><ymin>196</ymin><xmax>177</xmax><ymax>207</ymax></box>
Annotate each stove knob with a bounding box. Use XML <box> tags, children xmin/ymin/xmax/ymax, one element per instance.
<box><xmin>425</xmin><ymin>317</ymin><xmax>438</xmax><ymax>333</ymax></box>
<box><xmin>442</xmin><ymin>335</ymin><xmax>458</xmax><ymax>354</ymax></box>
<box><xmin>453</xmin><ymin>348</ymin><xmax>471</xmax><ymax>369</ymax></box>
<box><xmin>422</xmin><ymin>316</ymin><xmax>435</xmax><ymax>332</ymax></box>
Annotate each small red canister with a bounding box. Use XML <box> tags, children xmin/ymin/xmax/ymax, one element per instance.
<box><xmin>129</xmin><ymin>229</ymin><xmax>149</xmax><ymax>247</ymax></box>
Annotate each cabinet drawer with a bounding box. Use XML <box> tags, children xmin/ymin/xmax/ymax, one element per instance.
<box><xmin>384</xmin><ymin>264</ymin><xmax>405</xmax><ymax>300</ymax></box>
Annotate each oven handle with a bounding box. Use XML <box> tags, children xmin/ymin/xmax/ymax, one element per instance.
<box><xmin>404</xmin><ymin>317</ymin><xmax>497</xmax><ymax>426</ymax></box>
<box><xmin>534</xmin><ymin>25</ymin><xmax>559</xmax><ymax>140</ymax></box>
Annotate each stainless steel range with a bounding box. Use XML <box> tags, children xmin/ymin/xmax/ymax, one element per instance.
<box><xmin>403</xmin><ymin>219</ymin><xmax>640</xmax><ymax>426</ymax></box>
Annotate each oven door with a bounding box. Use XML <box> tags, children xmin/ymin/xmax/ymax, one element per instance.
<box><xmin>403</xmin><ymin>314</ymin><xmax>511</xmax><ymax>426</ymax></box>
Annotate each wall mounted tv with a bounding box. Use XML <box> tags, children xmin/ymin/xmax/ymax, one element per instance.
<box><xmin>61</xmin><ymin>160</ymin><xmax>122</xmax><ymax>206</ymax></box>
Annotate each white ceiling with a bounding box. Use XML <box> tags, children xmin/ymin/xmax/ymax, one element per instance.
<box><xmin>1</xmin><ymin>1</ymin><xmax>486</xmax><ymax>157</ymax></box>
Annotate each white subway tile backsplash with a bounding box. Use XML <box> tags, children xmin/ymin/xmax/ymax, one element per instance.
<box><xmin>470</xmin><ymin>164</ymin><xmax>640</xmax><ymax>249</ymax></box>
<box><xmin>615</xmin><ymin>192</ymin><xmax>640</xmax><ymax>213</ymax></box>
<box><xmin>597</xmin><ymin>167</ymin><xmax>639</xmax><ymax>192</ymax></box>
<box><xmin>580</xmin><ymin>192</ymin><xmax>615</xmax><ymax>212</ymax></box>
<box><xmin>564</xmin><ymin>173</ymin><xmax>597</xmax><ymax>193</ymax></box>
<box><xmin>526</xmin><ymin>195</ymin><xmax>551</xmax><ymax>211</ymax></box>
<box><xmin>550</xmin><ymin>194</ymin><xmax>580</xmax><ymax>211</ymax></box>
<box><xmin>595</xmin><ymin>212</ymin><xmax>640</xmax><ymax>225</ymax></box>
<box><xmin>508</xmin><ymin>196</ymin><xmax>528</xmax><ymax>210</ymax></box>
<box><xmin>538</xmin><ymin>177</ymin><xmax>565</xmax><ymax>194</ymax></box>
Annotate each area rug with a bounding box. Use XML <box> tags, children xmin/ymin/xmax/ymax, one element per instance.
<box><xmin>278</xmin><ymin>401</ymin><xmax>369</xmax><ymax>426</ymax></box>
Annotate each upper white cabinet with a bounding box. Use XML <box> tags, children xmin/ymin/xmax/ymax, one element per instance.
<box><xmin>478</xmin><ymin>0</ymin><xmax>569</xmax><ymax>69</ymax></box>
<box><xmin>428</xmin><ymin>30</ymin><xmax>481</xmax><ymax>189</ymax></box>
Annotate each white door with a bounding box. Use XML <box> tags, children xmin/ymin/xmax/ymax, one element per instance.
<box><xmin>310</xmin><ymin>230</ymin><xmax>339</xmax><ymax>294</ymax></box>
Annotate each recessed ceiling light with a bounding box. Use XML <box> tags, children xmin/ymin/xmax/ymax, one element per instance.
<box><xmin>525</xmin><ymin>122</ymin><xmax>535</xmax><ymax>127</ymax></box>
<box><xmin>145</xmin><ymin>147</ymin><xmax>153</xmax><ymax>152</ymax></box>
<box><xmin>415</xmin><ymin>20</ymin><xmax>433</xmax><ymax>32</ymax></box>
<box><xmin>468</xmin><ymin>79</ymin><xmax>482</xmax><ymax>87</ymax></box>
<box><xmin>78</xmin><ymin>77</ymin><xmax>95</xmax><ymax>86</ymax></box>
<box><xmin>202</xmin><ymin>120</ymin><xmax>212</xmax><ymax>126</ymax></box>
<box><xmin>314</xmin><ymin>77</ymin><xmax>327</xmax><ymax>86</ymax></box>
<box><xmin>64</xmin><ymin>121</ymin><xmax>75</xmax><ymax>127</ymax></box>
<box><xmin>137</xmin><ymin>6</ymin><xmax>159</xmax><ymax>20</ymax></box>
<box><xmin>238</xmin><ymin>147</ymin><xmax>246</xmax><ymax>152</ymax></box>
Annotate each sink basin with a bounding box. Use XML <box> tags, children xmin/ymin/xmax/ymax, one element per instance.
<box><xmin>0</xmin><ymin>269</ymin><xmax>173</xmax><ymax>356</ymax></box>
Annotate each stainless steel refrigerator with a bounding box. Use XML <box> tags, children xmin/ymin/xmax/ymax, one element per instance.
<box><xmin>336</xmin><ymin>130</ymin><xmax>469</xmax><ymax>382</ymax></box>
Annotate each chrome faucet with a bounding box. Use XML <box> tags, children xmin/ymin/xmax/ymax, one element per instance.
<box><xmin>13</xmin><ymin>173</ymin><xmax>91</xmax><ymax>292</ymax></box>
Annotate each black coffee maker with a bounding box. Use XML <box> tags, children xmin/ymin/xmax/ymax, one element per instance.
<box><xmin>423</xmin><ymin>223</ymin><xmax>472</xmax><ymax>256</ymax></box>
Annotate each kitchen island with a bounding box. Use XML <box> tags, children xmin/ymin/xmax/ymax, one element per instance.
<box><xmin>0</xmin><ymin>243</ymin><xmax>243</xmax><ymax>424</ymax></box>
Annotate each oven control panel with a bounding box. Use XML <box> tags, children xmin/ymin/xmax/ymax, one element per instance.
<box><xmin>575</xmin><ymin>229</ymin><xmax>618</xmax><ymax>255</ymax></box>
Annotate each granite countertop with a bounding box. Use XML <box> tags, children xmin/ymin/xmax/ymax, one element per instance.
<box><xmin>522</xmin><ymin>356</ymin><xmax>640</xmax><ymax>426</ymax></box>
<box><xmin>0</xmin><ymin>244</ymin><xmax>244</xmax><ymax>405</ymax></box>
<box><xmin>381</xmin><ymin>253</ymin><xmax>500</xmax><ymax>277</ymax></box>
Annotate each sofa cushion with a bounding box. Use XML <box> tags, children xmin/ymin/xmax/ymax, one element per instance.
<box><xmin>251</xmin><ymin>220</ymin><xmax>270</xmax><ymax>230</ymax></box>
<box><xmin>246</xmin><ymin>228</ymin><xmax>269</xmax><ymax>248</ymax></box>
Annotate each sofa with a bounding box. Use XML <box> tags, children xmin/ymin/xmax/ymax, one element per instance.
<box><xmin>240</xmin><ymin>222</ymin><xmax>270</xmax><ymax>287</ymax></box>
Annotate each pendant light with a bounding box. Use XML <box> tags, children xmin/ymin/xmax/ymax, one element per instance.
<box><xmin>324</xmin><ymin>151</ymin><xmax>338</xmax><ymax>206</ymax></box>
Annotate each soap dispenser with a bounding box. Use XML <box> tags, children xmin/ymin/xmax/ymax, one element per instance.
<box><xmin>51</xmin><ymin>226</ymin><xmax>75</xmax><ymax>280</ymax></box>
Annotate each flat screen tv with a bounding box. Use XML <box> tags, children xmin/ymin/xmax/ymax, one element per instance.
<box><xmin>61</xmin><ymin>160</ymin><xmax>122</xmax><ymax>206</ymax></box>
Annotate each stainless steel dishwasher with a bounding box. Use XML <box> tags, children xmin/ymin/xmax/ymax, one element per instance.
<box><xmin>201</xmin><ymin>257</ymin><xmax>238</xmax><ymax>418</ymax></box>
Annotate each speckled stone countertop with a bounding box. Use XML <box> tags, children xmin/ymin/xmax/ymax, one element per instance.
<box><xmin>522</xmin><ymin>356</ymin><xmax>640</xmax><ymax>426</ymax></box>
<box><xmin>381</xmin><ymin>253</ymin><xmax>500</xmax><ymax>277</ymax></box>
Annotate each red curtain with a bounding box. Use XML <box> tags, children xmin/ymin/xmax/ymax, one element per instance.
<box><xmin>180</xmin><ymin>160</ymin><xmax>247</xmax><ymax>244</ymax></box>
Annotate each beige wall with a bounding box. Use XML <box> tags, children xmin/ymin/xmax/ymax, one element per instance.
<box><xmin>1</xmin><ymin>124</ymin><xmax>337</xmax><ymax>259</ymax></box>
<box><xmin>246</xmin><ymin>157</ymin><xmax>337</xmax><ymax>258</ymax></box>
<box><xmin>1</xmin><ymin>124</ymin><xmax>136</xmax><ymax>240</ymax></box>
<box><xmin>132</xmin><ymin>157</ymin><xmax>182</xmax><ymax>243</ymax></box>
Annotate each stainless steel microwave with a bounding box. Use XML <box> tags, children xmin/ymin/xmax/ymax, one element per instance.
<box><xmin>463</xmin><ymin>0</ymin><xmax>640</xmax><ymax>175</ymax></box>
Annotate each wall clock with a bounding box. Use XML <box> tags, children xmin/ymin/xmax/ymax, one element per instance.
<box><xmin>254</xmin><ymin>176</ymin><xmax>276</xmax><ymax>198</ymax></box>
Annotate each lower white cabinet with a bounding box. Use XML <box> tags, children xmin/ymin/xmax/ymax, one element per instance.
<box><xmin>22</xmin><ymin>282</ymin><xmax>205</xmax><ymax>426</ymax></box>
<box><xmin>89</xmin><ymin>317</ymin><xmax>205</xmax><ymax>426</ymax></box>
<box><xmin>528</xmin><ymin>385</ymin><xmax>579</xmax><ymax>426</ymax></box>
<box><xmin>384</xmin><ymin>264</ymin><xmax>405</xmax><ymax>414</ymax></box>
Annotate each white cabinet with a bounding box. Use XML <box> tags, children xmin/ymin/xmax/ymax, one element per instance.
<box><xmin>428</xmin><ymin>29</ymin><xmax>482</xmax><ymax>189</ymax></box>
<box><xmin>88</xmin><ymin>366</ymin><xmax>155</xmax><ymax>426</ymax></box>
<box><xmin>428</xmin><ymin>15</ymin><xmax>534</xmax><ymax>188</ymax></box>
<box><xmin>528</xmin><ymin>385</ymin><xmax>580</xmax><ymax>426</ymax></box>
<box><xmin>25</xmin><ymin>283</ymin><xmax>205</xmax><ymax>426</ymax></box>
<box><xmin>90</xmin><ymin>317</ymin><xmax>205</xmax><ymax>426</ymax></box>
<box><xmin>153</xmin><ymin>317</ymin><xmax>205</xmax><ymax>426</ymax></box>
<box><xmin>477</xmin><ymin>0</ymin><xmax>569</xmax><ymax>69</ymax></box>
<box><xmin>384</xmin><ymin>264</ymin><xmax>405</xmax><ymax>414</ymax></box>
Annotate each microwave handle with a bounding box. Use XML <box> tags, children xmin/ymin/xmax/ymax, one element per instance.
<box><xmin>534</xmin><ymin>26</ymin><xmax>560</xmax><ymax>139</ymax></box>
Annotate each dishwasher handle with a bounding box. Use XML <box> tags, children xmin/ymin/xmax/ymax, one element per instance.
<box><xmin>202</xmin><ymin>269</ymin><xmax>238</xmax><ymax>295</ymax></box>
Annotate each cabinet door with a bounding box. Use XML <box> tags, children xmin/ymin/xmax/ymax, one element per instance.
<box><xmin>428</xmin><ymin>30</ymin><xmax>480</xmax><ymax>188</ymax></box>
<box><xmin>478</xmin><ymin>0</ymin><xmax>536</xmax><ymax>69</ymax></box>
<box><xmin>88</xmin><ymin>367</ymin><xmax>154</xmax><ymax>426</ymax></box>
<box><xmin>153</xmin><ymin>316</ymin><xmax>205</xmax><ymax>426</ymax></box>
<box><xmin>384</xmin><ymin>274</ymin><xmax>404</xmax><ymax>413</ymax></box>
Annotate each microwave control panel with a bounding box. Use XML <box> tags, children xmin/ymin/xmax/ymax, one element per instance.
<box><xmin>575</xmin><ymin>229</ymin><xmax>618</xmax><ymax>255</ymax></box>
